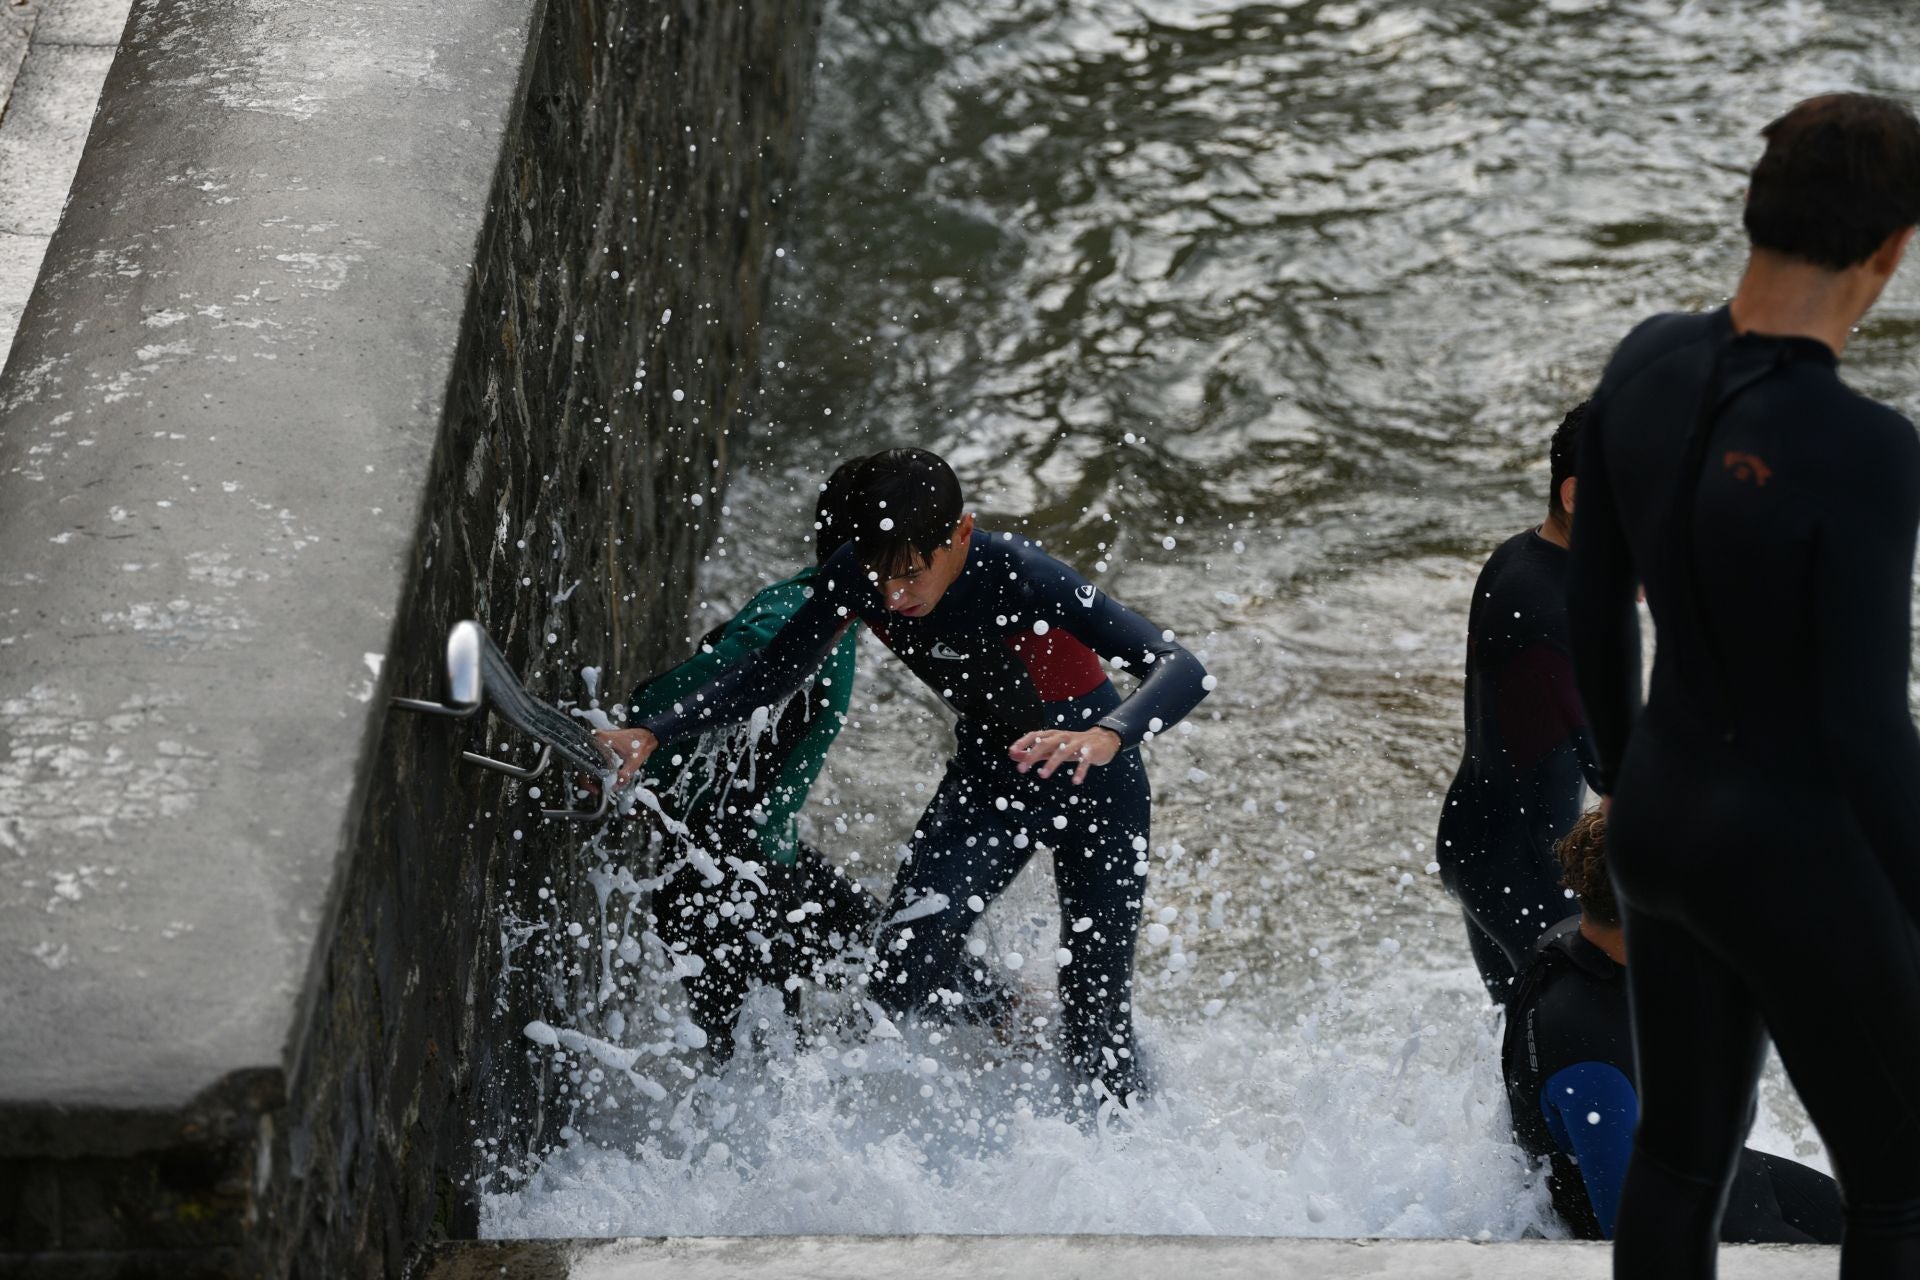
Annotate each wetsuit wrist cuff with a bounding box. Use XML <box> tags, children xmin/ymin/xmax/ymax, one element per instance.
<box><xmin>1095</xmin><ymin>715</ymin><xmax>1137</xmax><ymax>749</ymax></box>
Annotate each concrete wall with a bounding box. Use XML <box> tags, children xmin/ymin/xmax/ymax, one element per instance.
<box><xmin>0</xmin><ymin>0</ymin><xmax>817</xmax><ymax>1273</ymax></box>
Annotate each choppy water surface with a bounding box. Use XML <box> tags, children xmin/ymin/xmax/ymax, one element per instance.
<box><xmin>487</xmin><ymin>0</ymin><xmax>1920</xmax><ymax>1238</ymax></box>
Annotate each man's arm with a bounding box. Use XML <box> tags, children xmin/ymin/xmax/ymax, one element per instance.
<box><xmin>1002</xmin><ymin>549</ymin><xmax>1211</xmax><ymax>782</ymax></box>
<box><xmin>1492</xmin><ymin>640</ymin><xmax>1607</xmax><ymax>794</ymax></box>
<box><xmin>635</xmin><ymin>591</ymin><xmax>843</xmax><ymax>743</ymax></box>
<box><xmin>1565</xmin><ymin>393</ymin><xmax>1642</xmax><ymax>794</ymax></box>
<box><xmin>603</xmin><ymin>587</ymin><xmax>846</xmax><ymax>784</ymax></box>
<box><xmin>626</xmin><ymin>585</ymin><xmax>800</xmax><ymax>721</ymax></box>
<box><xmin>1020</xmin><ymin>551</ymin><xmax>1211</xmax><ymax>748</ymax></box>
<box><xmin>753</xmin><ymin>625</ymin><xmax>858</xmax><ymax>859</ymax></box>
<box><xmin>1811</xmin><ymin>416</ymin><xmax>1920</xmax><ymax>925</ymax></box>
<box><xmin>1535</xmin><ymin>567</ymin><xmax>1608</xmax><ymax>793</ymax></box>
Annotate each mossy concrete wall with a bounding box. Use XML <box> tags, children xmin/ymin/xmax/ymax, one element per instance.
<box><xmin>0</xmin><ymin>0</ymin><xmax>816</xmax><ymax>1273</ymax></box>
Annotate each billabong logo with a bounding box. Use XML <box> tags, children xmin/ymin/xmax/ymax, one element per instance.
<box><xmin>930</xmin><ymin>642</ymin><xmax>966</xmax><ymax>661</ymax></box>
<box><xmin>1076</xmin><ymin>584</ymin><xmax>1098</xmax><ymax>607</ymax></box>
<box><xmin>1723</xmin><ymin>450</ymin><xmax>1773</xmax><ymax>487</ymax></box>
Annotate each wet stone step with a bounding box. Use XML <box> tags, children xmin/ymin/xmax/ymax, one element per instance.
<box><xmin>419</xmin><ymin>1236</ymin><xmax>1833</xmax><ymax>1280</ymax></box>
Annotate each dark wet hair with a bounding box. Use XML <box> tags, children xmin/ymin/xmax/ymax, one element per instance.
<box><xmin>1555</xmin><ymin>808</ymin><xmax>1618</xmax><ymax>927</ymax></box>
<box><xmin>814</xmin><ymin>458</ymin><xmax>861</xmax><ymax>565</ymax></box>
<box><xmin>846</xmin><ymin>448</ymin><xmax>965</xmax><ymax>579</ymax></box>
<box><xmin>1744</xmin><ymin>94</ymin><xmax>1920</xmax><ymax>271</ymax></box>
<box><xmin>1548</xmin><ymin>400</ymin><xmax>1589</xmax><ymax>517</ymax></box>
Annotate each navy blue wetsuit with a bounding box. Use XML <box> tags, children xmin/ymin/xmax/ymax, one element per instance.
<box><xmin>1503</xmin><ymin>918</ymin><xmax>1842</xmax><ymax>1243</ymax></box>
<box><xmin>1438</xmin><ymin>530</ymin><xmax>1601</xmax><ymax>999</ymax></box>
<box><xmin>635</xmin><ymin>530</ymin><xmax>1210</xmax><ymax>1101</ymax></box>
<box><xmin>1567</xmin><ymin>307</ymin><xmax>1920</xmax><ymax>1277</ymax></box>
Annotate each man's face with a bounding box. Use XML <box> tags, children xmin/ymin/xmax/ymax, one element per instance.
<box><xmin>870</xmin><ymin>513</ymin><xmax>974</xmax><ymax>617</ymax></box>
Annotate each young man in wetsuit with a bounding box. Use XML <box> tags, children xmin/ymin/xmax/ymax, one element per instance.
<box><xmin>1436</xmin><ymin>403</ymin><xmax>1603</xmax><ymax>1002</ymax></box>
<box><xmin>625</xmin><ymin>461</ymin><xmax>880</xmax><ymax>1058</ymax></box>
<box><xmin>1565</xmin><ymin>94</ymin><xmax>1920</xmax><ymax>1278</ymax></box>
<box><xmin>1503</xmin><ymin>809</ymin><xmax>1841</xmax><ymax>1245</ymax></box>
<box><xmin>599</xmin><ymin>448</ymin><xmax>1211</xmax><ymax>1107</ymax></box>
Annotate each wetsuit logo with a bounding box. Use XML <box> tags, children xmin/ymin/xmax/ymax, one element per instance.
<box><xmin>930</xmin><ymin>642</ymin><xmax>967</xmax><ymax>660</ymax></box>
<box><xmin>1076</xmin><ymin>584</ymin><xmax>1098</xmax><ymax>607</ymax></box>
<box><xmin>1723</xmin><ymin>450</ymin><xmax>1773</xmax><ymax>487</ymax></box>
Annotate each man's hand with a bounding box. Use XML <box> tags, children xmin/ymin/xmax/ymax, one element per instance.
<box><xmin>1008</xmin><ymin>727</ymin><xmax>1121</xmax><ymax>785</ymax></box>
<box><xmin>597</xmin><ymin>727</ymin><xmax>659</xmax><ymax>788</ymax></box>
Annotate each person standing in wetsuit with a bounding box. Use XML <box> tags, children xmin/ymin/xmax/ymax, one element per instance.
<box><xmin>1565</xmin><ymin>94</ymin><xmax>1920</xmax><ymax>1278</ymax></box>
<box><xmin>626</xmin><ymin>460</ymin><xmax>880</xmax><ymax>1058</ymax></box>
<box><xmin>1437</xmin><ymin>403</ymin><xmax>1603</xmax><ymax>1002</ymax></box>
<box><xmin>1503</xmin><ymin>809</ymin><xmax>1842</xmax><ymax>1245</ymax></box>
<box><xmin>598</xmin><ymin>448</ymin><xmax>1211</xmax><ymax>1108</ymax></box>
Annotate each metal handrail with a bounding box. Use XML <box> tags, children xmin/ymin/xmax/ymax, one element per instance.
<box><xmin>391</xmin><ymin>620</ymin><xmax>618</xmax><ymax>822</ymax></box>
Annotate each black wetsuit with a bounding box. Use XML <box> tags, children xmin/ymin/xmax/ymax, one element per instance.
<box><xmin>636</xmin><ymin>530</ymin><xmax>1210</xmax><ymax>1101</ymax></box>
<box><xmin>1503</xmin><ymin>917</ymin><xmax>1842</xmax><ymax>1244</ymax></box>
<box><xmin>628</xmin><ymin>594</ymin><xmax>880</xmax><ymax>1059</ymax></box>
<box><xmin>1566</xmin><ymin>306</ymin><xmax>1920</xmax><ymax>1277</ymax></box>
<box><xmin>1437</xmin><ymin>529</ymin><xmax>1601</xmax><ymax>999</ymax></box>
<box><xmin>647</xmin><ymin>835</ymin><xmax>879</xmax><ymax>1059</ymax></box>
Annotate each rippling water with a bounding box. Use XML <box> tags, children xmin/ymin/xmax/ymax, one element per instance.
<box><xmin>486</xmin><ymin>0</ymin><xmax>1920</xmax><ymax>1238</ymax></box>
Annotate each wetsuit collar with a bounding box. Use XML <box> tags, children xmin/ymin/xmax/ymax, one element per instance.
<box><xmin>1714</xmin><ymin>304</ymin><xmax>1840</xmax><ymax>368</ymax></box>
<box><xmin>1541</xmin><ymin>915</ymin><xmax>1621</xmax><ymax>981</ymax></box>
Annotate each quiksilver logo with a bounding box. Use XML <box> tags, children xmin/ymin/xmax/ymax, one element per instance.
<box><xmin>1076</xmin><ymin>585</ymin><xmax>1097</xmax><ymax>607</ymax></box>
<box><xmin>931</xmin><ymin>642</ymin><xmax>966</xmax><ymax>660</ymax></box>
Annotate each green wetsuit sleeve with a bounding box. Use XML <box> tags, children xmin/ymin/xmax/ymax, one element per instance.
<box><xmin>634</xmin><ymin>590</ymin><xmax>843</xmax><ymax>744</ymax></box>
<box><xmin>630</xmin><ymin>575</ymin><xmax>819</xmax><ymax>801</ymax></box>
<box><xmin>628</xmin><ymin>589</ymin><xmax>795</xmax><ymax>721</ymax></box>
<box><xmin>754</xmin><ymin>624</ymin><xmax>858</xmax><ymax>863</ymax></box>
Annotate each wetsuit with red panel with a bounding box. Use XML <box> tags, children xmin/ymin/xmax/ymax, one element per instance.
<box><xmin>632</xmin><ymin>528</ymin><xmax>1210</xmax><ymax>1102</ymax></box>
<box><xmin>1437</xmin><ymin>529</ymin><xmax>1603</xmax><ymax>1001</ymax></box>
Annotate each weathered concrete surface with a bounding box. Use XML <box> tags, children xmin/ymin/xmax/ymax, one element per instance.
<box><xmin>0</xmin><ymin>0</ymin><xmax>819</xmax><ymax>1272</ymax></box>
<box><xmin>0</xmin><ymin>0</ymin><xmax>131</xmax><ymax>362</ymax></box>
<box><xmin>0</xmin><ymin>45</ymin><xmax>114</xmax><ymax>232</ymax></box>
<box><xmin>35</xmin><ymin>0</ymin><xmax>133</xmax><ymax>46</ymax></box>
<box><xmin>0</xmin><ymin>0</ymin><xmax>537</xmax><ymax>1122</ymax></box>
<box><xmin>0</xmin><ymin>2</ymin><xmax>35</xmax><ymax>123</ymax></box>
<box><xmin>0</xmin><ymin>0</ymin><xmax>50</xmax><ymax>358</ymax></box>
<box><xmin>0</xmin><ymin>0</ymin><xmax>543</xmax><ymax>1263</ymax></box>
<box><xmin>422</xmin><ymin>1236</ymin><xmax>1836</xmax><ymax>1280</ymax></box>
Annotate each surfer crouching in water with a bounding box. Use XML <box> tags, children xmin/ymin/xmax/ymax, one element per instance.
<box><xmin>1502</xmin><ymin>809</ymin><xmax>1842</xmax><ymax>1245</ymax></box>
<box><xmin>599</xmin><ymin>448</ymin><xmax>1211</xmax><ymax>1108</ymax></box>
<box><xmin>618</xmin><ymin>460</ymin><xmax>881</xmax><ymax>1058</ymax></box>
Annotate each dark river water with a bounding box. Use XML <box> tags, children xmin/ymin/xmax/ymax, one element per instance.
<box><xmin>486</xmin><ymin>0</ymin><xmax>1920</xmax><ymax>1237</ymax></box>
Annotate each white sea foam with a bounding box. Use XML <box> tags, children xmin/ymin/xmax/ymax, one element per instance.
<box><xmin>482</xmin><ymin>953</ymin><xmax>1559</xmax><ymax>1239</ymax></box>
